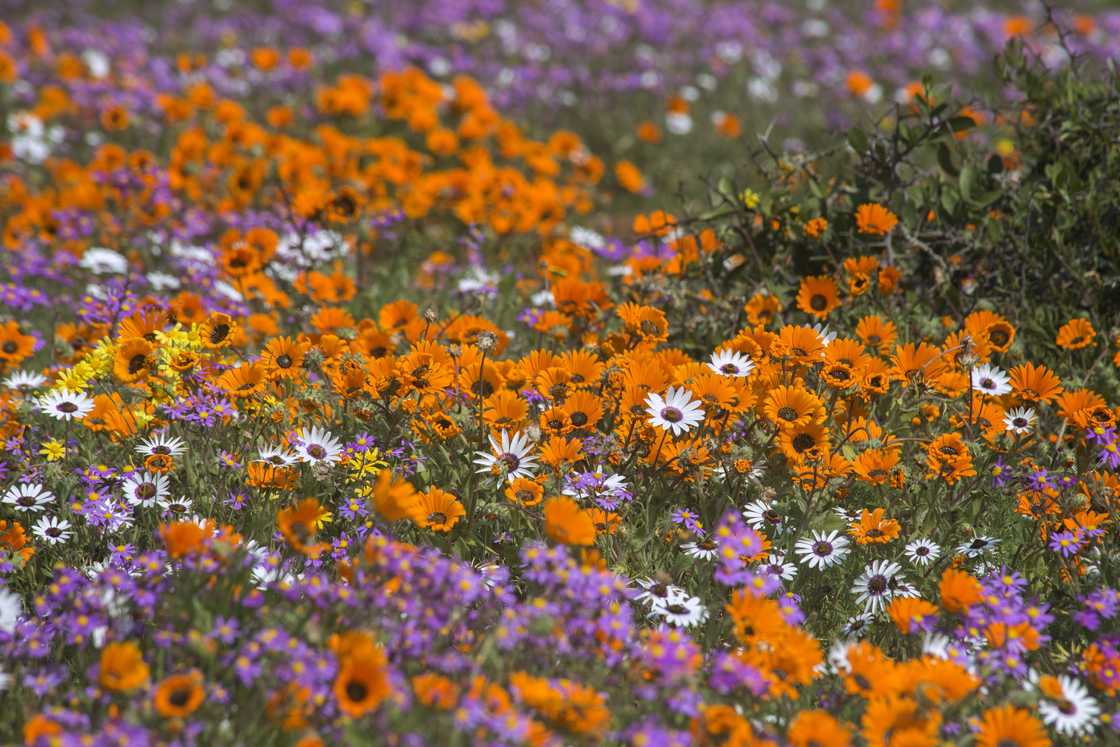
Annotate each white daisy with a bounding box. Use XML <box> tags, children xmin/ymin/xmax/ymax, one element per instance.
<box><xmin>743</xmin><ymin>500</ymin><xmax>784</xmax><ymax>533</ymax></box>
<box><xmin>294</xmin><ymin>425</ymin><xmax>343</xmax><ymax>465</ymax></box>
<box><xmin>794</xmin><ymin>529</ymin><xmax>850</xmax><ymax>570</ymax></box>
<box><xmin>957</xmin><ymin>536</ymin><xmax>998</xmax><ymax>559</ymax></box>
<box><xmin>707</xmin><ymin>349</ymin><xmax>755</xmax><ymax>378</ymax></box>
<box><xmin>80</xmin><ymin>247</ymin><xmax>128</xmax><ymax>275</ymax></box>
<box><xmin>473</xmin><ymin>430</ymin><xmax>538</xmax><ymax>483</ymax></box>
<box><xmin>970</xmin><ymin>364</ymin><xmax>1011</xmax><ymax>396</ymax></box>
<box><xmin>258</xmin><ymin>444</ymin><xmax>299</xmax><ymax>466</ymax></box>
<box><xmin>842</xmin><ymin>612</ymin><xmax>875</xmax><ymax>639</ymax></box>
<box><xmin>828</xmin><ymin>639</ymin><xmax>854</xmax><ymax>672</ymax></box>
<box><xmin>759</xmin><ymin>553</ymin><xmax>798</xmax><ymax>582</ymax></box>
<box><xmin>2</xmin><ymin>483</ymin><xmax>55</xmax><ymax>513</ymax></box>
<box><xmin>158</xmin><ymin>495</ymin><xmax>194</xmax><ymax>517</ymax></box>
<box><xmin>644</xmin><ymin>387</ymin><xmax>705</xmax><ymax>436</ymax></box>
<box><xmin>851</xmin><ymin>559</ymin><xmax>904</xmax><ymax>614</ymax></box>
<box><xmin>122</xmin><ymin>472</ymin><xmax>170</xmax><ymax>508</ymax></box>
<box><xmin>0</xmin><ymin>587</ymin><xmax>22</xmax><ymax>633</ymax></box>
<box><xmin>135</xmin><ymin>431</ymin><xmax>187</xmax><ymax>458</ymax></box>
<box><xmin>813</xmin><ymin>322</ymin><xmax>837</xmax><ymax>346</ymax></box>
<box><xmin>32</xmin><ymin>516</ymin><xmax>72</xmax><ymax>545</ymax></box>
<box><xmin>633</xmin><ymin>578</ymin><xmax>688</xmax><ymax>607</ymax></box>
<box><xmin>921</xmin><ymin>633</ymin><xmax>953</xmax><ymax>660</ymax></box>
<box><xmin>36</xmin><ymin>390</ymin><xmax>95</xmax><ymax>421</ymax></box>
<box><xmin>904</xmin><ymin>538</ymin><xmax>941</xmax><ymax>567</ymax></box>
<box><xmin>681</xmin><ymin>537</ymin><xmax>718</xmax><ymax>561</ymax></box>
<box><xmin>650</xmin><ymin>594</ymin><xmax>708</xmax><ymax>628</ymax></box>
<box><xmin>1038</xmin><ymin>675</ymin><xmax>1100</xmax><ymax>736</ymax></box>
<box><xmin>1003</xmin><ymin>407</ymin><xmax>1036</xmax><ymax>435</ymax></box>
<box><xmin>3</xmin><ymin>370</ymin><xmax>47</xmax><ymax>391</ymax></box>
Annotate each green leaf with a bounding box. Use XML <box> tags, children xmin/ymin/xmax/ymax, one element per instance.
<box><xmin>959</xmin><ymin>164</ymin><xmax>977</xmax><ymax>201</ymax></box>
<box><xmin>937</xmin><ymin>143</ymin><xmax>958</xmax><ymax>176</ymax></box>
<box><xmin>948</xmin><ymin>115</ymin><xmax>976</xmax><ymax>133</ymax></box>
<box><xmin>847</xmin><ymin>127</ymin><xmax>869</xmax><ymax>154</ymax></box>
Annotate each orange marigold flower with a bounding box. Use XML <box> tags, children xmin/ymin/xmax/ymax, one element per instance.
<box><xmin>614</xmin><ymin>160</ymin><xmax>646</xmax><ymax>193</ymax></box>
<box><xmin>0</xmin><ymin>321</ymin><xmax>36</xmax><ymax>365</ymax></box>
<box><xmin>855</xmin><ymin>203</ymin><xmax>898</xmax><ymax>236</ymax></box>
<box><xmin>796</xmin><ymin>275</ymin><xmax>840</xmax><ymax>319</ymax></box>
<box><xmin>1055</xmin><ymin>317</ymin><xmax>1095</xmax><ymax>351</ymax></box>
<box><xmin>160</xmin><ymin>521</ymin><xmax>206</xmax><ymax>558</ymax></box>
<box><xmin>370</xmin><ymin>470</ymin><xmax>424</xmax><ymax>524</ymax></box>
<box><xmin>925</xmin><ymin>433</ymin><xmax>975</xmax><ymax>485</ymax></box>
<box><xmin>99</xmin><ymin>641</ymin><xmax>150</xmax><ymax>692</ymax></box>
<box><xmin>505</xmin><ymin>477</ymin><xmax>545</xmax><ymax>507</ymax></box>
<box><xmin>888</xmin><ymin>597</ymin><xmax>939</xmax><ymax>634</ymax></box>
<box><xmin>1009</xmin><ymin>362</ymin><xmax>1063</xmax><ymax>404</ymax></box>
<box><xmin>153</xmin><ymin>671</ymin><xmax>206</xmax><ymax>718</ymax></box>
<box><xmin>940</xmin><ymin>568</ymin><xmax>983</xmax><ymax>613</ymax></box>
<box><xmin>788</xmin><ymin>709</ymin><xmax>852</xmax><ymax>747</ymax></box>
<box><xmin>334</xmin><ymin>644</ymin><xmax>391</xmax><ymax>718</ymax></box>
<box><xmin>277</xmin><ymin>498</ymin><xmax>331</xmax><ymax>557</ymax></box>
<box><xmin>849</xmin><ymin>508</ymin><xmax>901</xmax><ymax>544</ymax></box>
<box><xmin>976</xmin><ymin>705</ymin><xmax>1050</xmax><ymax>747</ymax></box>
<box><xmin>804</xmin><ymin>216</ymin><xmax>829</xmax><ymax>239</ymax></box>
<box><xmin>543</xmin><ymin>496</ymin><xmax>596</xmax><ymax>546</ymax></box>
<box><xmin>418</xmin><ymin>487</ymin><xmax>465</xmax><ymax>533</ymax></box>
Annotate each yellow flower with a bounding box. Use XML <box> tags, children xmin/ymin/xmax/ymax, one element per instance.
<box><xmin>39</xmin><ymin>439</ymin><xmax>65</xmax><ymax>462</ymax></box>
<box><xmin>739</xmin><ymin>189</ymin><xmax>760</xmax><ymax>209</ymax></box>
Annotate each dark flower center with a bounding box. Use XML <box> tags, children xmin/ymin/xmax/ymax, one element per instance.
<box><xmin>307</xmin><ymin>444</ymin><xmax>327</xmax><ymax>459</ymax></box>
<box><xmin>345</xmin><ymin>681</ymin><xmax>369</xmax><ymax>702</ymax></box>
<box><xmin>169</xmin><ymin>687</ymin><xmax>192</xmax><ymax>708</ymax></box>
<box><xmin>428</xmin><ymin>512</ymin><xmax>447</xmax><ymax>525</ymax></box>
<box><xmin>812</xmin><ymin>541</ymin><xmax>833</xmax><ymax>556</ymax></box>
<box><xmin>720</xmin><ymin>363</ymin><xmax>739</xmax><ymax>375</ymax></box>
<box><xmin>810</xmin><ymin>294</ymin><xmax>827</xmax><ymax>311</ymax></box>
<box><xmin>1</xmin><ymin>341</ymin><xmax>17</xmax><ymax>354</ymax></box>
<box><xmin>867</xmin><ymin>575</ymin><xmax>888</xmax><ymax>594</ymax></box>
<box><xmin>499</xmin><ymin>453</ymin><xmax>521</xmax><ymax>472</ymax></box>
<box><xmin>792</xmin><ymin>433</ymin><xmax>815</xmax><ymax>452</ymax></box>
<box><xmin>276</xmin><ymin>354</ymin><xmax>293</xmax><ymax>368</ymax></box>
<box><xmin>210</xmin><ymin>324</ymin><xmax>230</xmax><ymax>344</ymax></box>
<box><xmin>659</xmin><ymin>407</ymin><xmax>683</xmax><ymax>423</ymax></box>
<box><xmin>778</xmin><ymin>406</ymin><xmax>798</xmax><ymax>421</ymax></box>
<box><xmin>569</xmin><ymin>412</ymin><xmax>588</xmax><ymax>427</ymax></box>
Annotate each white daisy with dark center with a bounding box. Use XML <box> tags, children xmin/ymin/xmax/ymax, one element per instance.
<box><xmin>633</xmin><ymin>577</ymin><xmax>688</xmax><ymax>607</ymax></box>
<box><xmin>957</xmin><ymin>536</ymin><xmax>999</xmax><ymax>558</ymax></box>
<box><xmin>32</xmin><ymin>516</ymin><xmax>72</xmax><ymax>545</ymax></box>
<box><xmin>294</xmin><ymin>425</ymin><xmax>343</xmax><ymax>465</ymax></box>
<box><xmin>794</xmin><ymin>529</ymin><xmax>850</xmax><ymax>570</ymax></box>
<box><xmin>3</xmin><ymin>370</ymin><xmax>46</xmax><ymax>391</ymax></box>
<box><xmin>681</xmin><ymin>537</ymin><xmax>718</xmax><ymax>561</ymax></box>
<box><xmin>970</xmin><ymin>363</ymin><xmax>1011</xmax><ymax>396</ymax></box>
<box><xmin>36</xmin><ymin>390</ymin><xmax>95</xmax><ymax>421</ymax></box>
<box><xmin>122</xmin><ymin>472</ymin><xmax>170</xmax><ymax>508</ymax></box>
<box><xmin>707</xmin><ymin>348</ymin><xmax>755</xmax><ymax>378</ymax></box>
<box><xmin>1037</xmin><ymin>675</ymin><xmax>1101</xmax><ymax>736</ymax></box>
<box><xmin>743</xmin><ymin>500</ymin><xmax>784</xmax><ymax>533</ymax></box>
<box><xmin>644</xmin><ymin>386</ymin><xmax>705</xmax><ymax>436</ymax></box>
<box><xmin>2</xmin><ymin>483</ymin><xmax>55</xmax><ymax>513</ymax></box>
<box><xmin>473</xmin><ymin>430</ymin><xmax>538</xmax><ymax>483</ymax></box>
<box><xmin>904</xmin><ymin>538</ymin><xmax>941</xmax><ymax>567</ymax></box>
<box><xmin>135</xmin><ymin>432</ymin><xmax>187</xmax><ymax>458</ymax></box>
<box><xmin>1003</xmin><ymin>406</ymin><xmax>1036</xmax><ymax>435</ymax></box>
<box><xmin>650</xmin><ymin>593</ymin><xmax>708</xmax><ymax>628</ymax></box>
<box><xmin>851</xmin><ymin>559</ymin><xmax>905</xmax><ymax>614</ymax></box>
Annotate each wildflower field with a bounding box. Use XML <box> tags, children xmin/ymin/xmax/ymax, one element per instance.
<box><xmin>3</xmin><ymin>1</ymin><xmax>1120</xmax><ymax>745</ymax></box>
